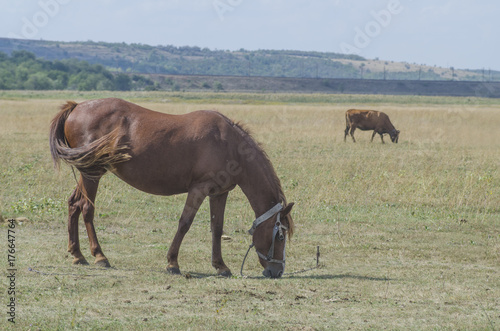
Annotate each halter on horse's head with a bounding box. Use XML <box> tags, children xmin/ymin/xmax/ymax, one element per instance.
<box><xmin>245</xmin><ymin>202</ymin><xmax>294</xmax><ymax>278</ymax></box>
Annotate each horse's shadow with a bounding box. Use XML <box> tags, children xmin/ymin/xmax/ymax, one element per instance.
<box><xmin>29</xmin><ymin>265</ymin><xmax>393</xmax><ymax>282</ymax></box>
<box><xmin>187</xmin><ymin>271</ymin><xmax>393</xmax><ymax>281</ymax></box>
<box><xmin>286</xmin><ymin>273</ymin><xmax>393</xmax><ymax>281</ymax></box>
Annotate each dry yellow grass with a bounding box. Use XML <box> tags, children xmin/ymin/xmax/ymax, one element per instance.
<box><xmin>0</xmin><ymin>92</ymin><xmax>499</xmax><ymax>330</ymax></box>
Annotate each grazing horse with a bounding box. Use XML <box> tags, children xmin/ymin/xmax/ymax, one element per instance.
<box><xmin>49</xmin><ymin>98</ymin><xmax>294</xmax><ymax>278</ymax></box>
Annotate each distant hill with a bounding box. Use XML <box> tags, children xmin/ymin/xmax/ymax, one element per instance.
<box><xmin>1</xmin><ymin>37</ymin><xmax>498</xmax><ymax>81</ymax></box>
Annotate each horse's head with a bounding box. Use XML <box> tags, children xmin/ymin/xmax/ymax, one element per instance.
<box><xmin>248</xmin><ymin>203</ymin><xmax>294</xmax><ymax>278</ymax></box>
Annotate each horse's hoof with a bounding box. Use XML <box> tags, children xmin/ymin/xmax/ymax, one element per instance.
<box><xmin>94</xmin><ymin>258</ymin><xmax>111</xmax><ymax>268</ymax></box>
<box><xmin>167</xmin><ymin>267</ymin><xmax>181</xmax><ymax>275</ymax></box>
<box><xmin>218</xmin><ymin>270</ymin><xmax>232</xmax><ymax>278</ymax></box>
<box><xmin>72</xmin><ymin>257</ymin><xmax>89</xmax><ymax>265</ymax></box>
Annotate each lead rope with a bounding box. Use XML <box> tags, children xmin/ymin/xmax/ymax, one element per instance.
<box><xmin>240</xmin><ymin>245</ymin><xmax>321</xmax><ymax>278</ymax></box>
<box><xmin>283</xmin><ymin>246</ymin><xmax>321</xmax><ymax>276</ymax></box>
<box><xmin>240</xmin><ymin>243</ymin><xmax>255</xmax><ymax>277</ymax></box>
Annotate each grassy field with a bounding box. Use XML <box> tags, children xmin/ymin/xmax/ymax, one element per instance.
<box><xmin>1</xmin><ymin>91</ymin><xmax>499</xmax><ymax>330</ymax></box>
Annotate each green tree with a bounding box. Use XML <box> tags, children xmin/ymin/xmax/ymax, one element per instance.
<box><xmin>25</xmin><ymin>72</ymin><xmax>53</xmax><ymax>90</ymax></box>
<box><xmin>114</xmin><ymin>73</ymin><xmax>131</xmax><ymax>91</ymax></box>
<box><xmin>213</xmin><ymin>81</ymin><xmax>223</xmax><ymax>92</ymax></box>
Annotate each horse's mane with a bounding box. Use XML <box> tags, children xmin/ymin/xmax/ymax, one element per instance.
<box><xmin>216</xmin><ymin>112</ymin><xmax>295</xmax><ymax>237</ymax></box>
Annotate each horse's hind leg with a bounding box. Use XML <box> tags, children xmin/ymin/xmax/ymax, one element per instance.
<box><xmin>68</xmin><ymin>175</ymin><xmax>110</xmax><ymax>267</ymax></box>
<box><xmin>79</xmin><ymin>176</ymin><xmax>110</xmax><ymax>267</ymax></box>
<box><xmin>209</xmin><ymin>192</ymin><xmax>231</xmax><ymax>277</ymax></box>
<box><xmin>166</xmin><ymin>189</ymin><xmax>206</xmax><ymax>275</ymax></box>
<box><xmin>67</xmin><ymin>183</ymin><xmax>88</xmax><ymax>265</ymax></box>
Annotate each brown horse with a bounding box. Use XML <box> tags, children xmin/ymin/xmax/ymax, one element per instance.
<box><xmin>49</xmin><ymin>98</ymin><xmax>294</xmax><ymax>278</ymax></box>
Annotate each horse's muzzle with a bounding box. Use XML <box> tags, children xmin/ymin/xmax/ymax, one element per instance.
<box><xmin>263</xmin><ymin>264</ymin><xmax>284</xmax><ymax>278</ymax></box>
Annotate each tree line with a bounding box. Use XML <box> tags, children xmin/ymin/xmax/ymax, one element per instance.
<box><xmin>0</xmin><ymin>50</ymin><xmax>157</xmax><ymax>91</ymax></box>
<box><xmin>2</xmin><ymin>39</ymin><xmax>498</xmax><ymax>82</ymax></box>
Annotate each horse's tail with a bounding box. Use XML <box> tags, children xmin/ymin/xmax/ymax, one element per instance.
<box><xmin>49</xmin><ymin>100</ymin><xmax>78</xmax><ymax>170</ymax></box>
<box><xmin>49</xmin><ymin>101</ymin><xmax>131</xmax><ymax>180</ymax></box>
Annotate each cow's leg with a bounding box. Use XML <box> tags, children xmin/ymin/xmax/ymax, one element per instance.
<box><xmin>344</xmin><ymin>125</ymin><xmax>350</xmax><ymax>142</ymax></box>
<box><xmin>379</xmin><ymin>133</ymin><xmax>385</xmax><ymax>144</ymax></box>
<box><xmin>79</xmin><ymin>176</ymin><xmax>110</xmax><ymax>267</ymax></box>
<box><xmin>166</xmin><ymin>188</ymin><xmax>206</xmax><ymax>275</ymax></box>
<box><xmin>349</xmin><ymin>127</ymin><xmax>356</xmax><ymax>143</ymax></box>
<box><xmin>209</xmin><ymin>192</ymin><xmax>231</xmax><ymax>277</ymax></box>
<box><xmin>371</xmin><ymin>131</ymin><xmax>377</xmax><ymax>142</ymax></box>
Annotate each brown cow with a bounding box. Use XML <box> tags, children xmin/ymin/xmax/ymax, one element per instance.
<box><xmin>344</xmin><ymin>109</ymin><xmax>400</xmax><ymax>143</ymax></box>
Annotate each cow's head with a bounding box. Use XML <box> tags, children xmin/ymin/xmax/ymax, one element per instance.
<box><xmin>390</xmin><ymin>130</ymin><xmax>400</xmax><ymax>143</ymax></box>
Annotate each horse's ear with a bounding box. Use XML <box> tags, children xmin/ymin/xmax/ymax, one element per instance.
<box><xmin>281</xmin><ymin>203</ymin><xmax>294</xmax><ymax>217</ymax></box>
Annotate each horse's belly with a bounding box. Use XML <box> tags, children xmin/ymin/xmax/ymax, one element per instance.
<box><xmin>112</xmin><ymin>164</ymin><xmax>190</xmax><ymax>196</ymax></box>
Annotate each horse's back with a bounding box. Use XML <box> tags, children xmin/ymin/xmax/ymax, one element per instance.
<box><xmin>64</xmin><ymin>98</ymin><xmax>239</xmax><ymax>195</ymax></box>
<box><xmin>67</xmin><ymin>98</ymin><xmax>230</xmax><ymax>144</ymax></box>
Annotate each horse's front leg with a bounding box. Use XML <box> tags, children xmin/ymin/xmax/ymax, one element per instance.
<box><xmin>166</xmin><ymin>188</ymin><xmax>206</xmax><ymax>275</ymax></box>
<box><xmin>209</xmin><ymin>192</ymin><xmax>231</xmax><ymax>277</ymax></box>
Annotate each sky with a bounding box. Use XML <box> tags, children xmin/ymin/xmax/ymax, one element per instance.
<box><xmin>1</xmin><ymin>0</ymin><xmax>499</xmax><ymax>70</ymax></box>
